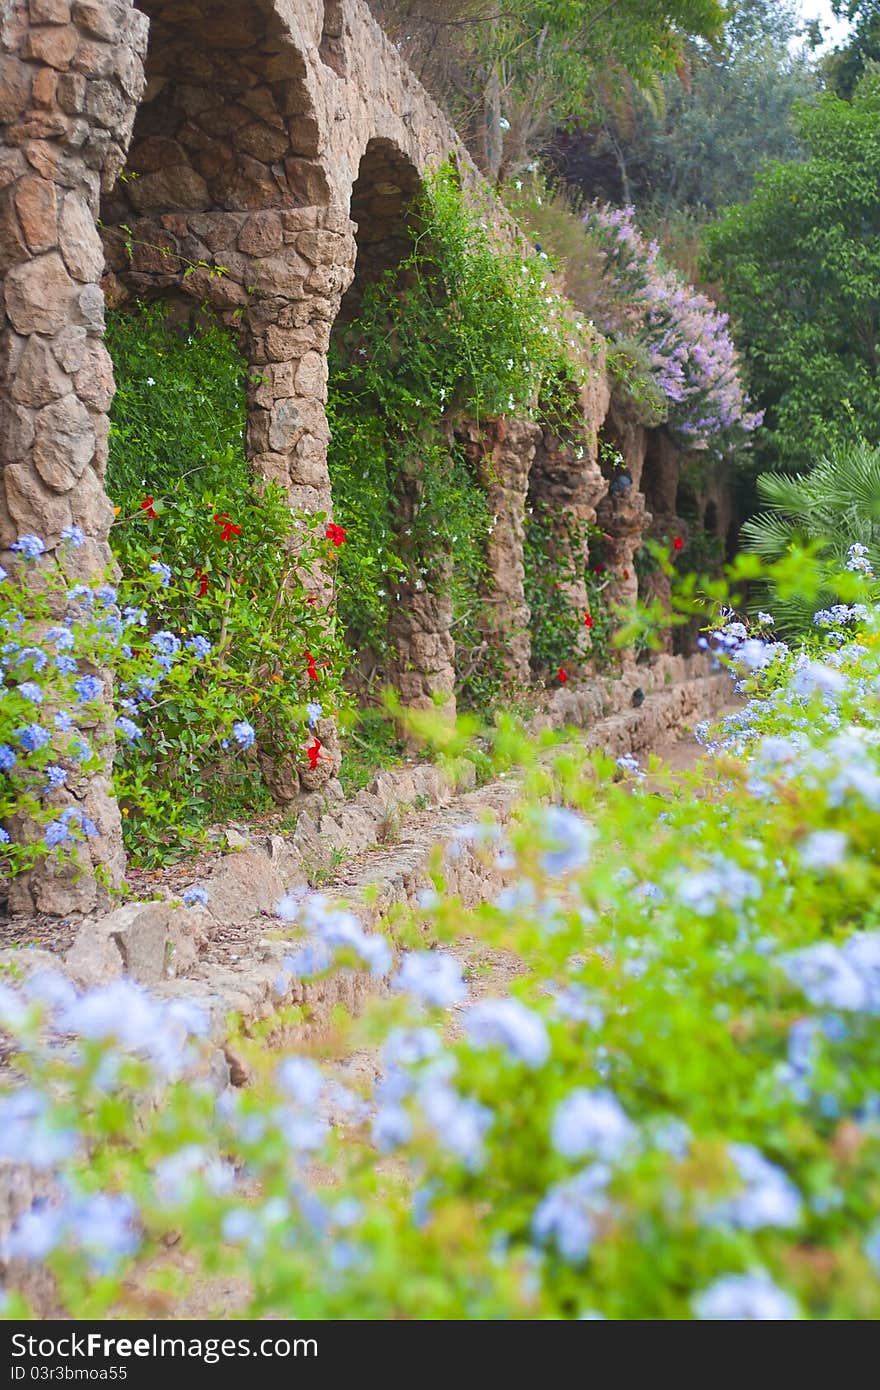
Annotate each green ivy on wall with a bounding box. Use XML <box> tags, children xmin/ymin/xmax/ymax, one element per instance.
<box><xmin>327</xmin><ymin>163</ymin><xmax>591</xmax><ymax>704</ymax></box>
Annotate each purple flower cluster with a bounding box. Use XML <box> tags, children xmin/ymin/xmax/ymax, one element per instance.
<box><xmin>582</xmin><ymin>203</ymin><xmax>762</xmax><ymax>449</ymax></box>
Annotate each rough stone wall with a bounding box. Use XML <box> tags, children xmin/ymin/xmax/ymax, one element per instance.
<box><xmin>0</xmin><ymin>0</ymin><xmax>717</xmax><ymax>916</ymax></box>
<box><xmin>0</xmin><ymin>0</ymin><xmax>149</xmax><ymax>912</ymax></box>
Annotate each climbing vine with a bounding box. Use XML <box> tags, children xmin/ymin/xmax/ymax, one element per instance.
<box><xmin>327</xmin><ymin>164</ymin><xmax>591</xmax><ymax>702</ymax></box>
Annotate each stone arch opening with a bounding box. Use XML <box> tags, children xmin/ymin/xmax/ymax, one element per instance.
<box><xmin>594</xmin><ymin>403</ymin><xmax>650</xmax><ymax>651</ymax></box>
<box><xmin>327</xmin><ymin>139</ymin><xmax>460</xmax><ymax>717</ymax></box>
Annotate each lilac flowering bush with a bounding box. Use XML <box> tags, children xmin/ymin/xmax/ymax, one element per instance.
<box><xmin>580</xmin><ymin>202</ymin><xmax>762</xmax><ymax>451</ymax></box>
<box><xmin>2</xmin><ymin>557</ymin><xmax>880</xmax><ymax>1318</ymax></box>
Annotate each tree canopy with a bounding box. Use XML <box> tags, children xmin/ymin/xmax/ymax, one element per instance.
<box><xmin>704</xmin><ymin>72</ymin><xmax>880</xmax><ymax>472</ymax></box>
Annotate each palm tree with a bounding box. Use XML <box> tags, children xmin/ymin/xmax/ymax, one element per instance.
<box><xmin>741</xmin><ymin>438</ymin><xmax>880</xmax><ymax>631</ymax></box>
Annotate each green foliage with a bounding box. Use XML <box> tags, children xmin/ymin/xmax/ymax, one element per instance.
<box><xmin>523</xmin><ymin>503</ymin><xmax>614</xmax><ymax>676</ymax></box>
<box><xmin>373</xmin><ymin>1</ymin><xmax>724</xmax><ymax>180</ymax></box>
<box><xmin>705</xmin><ymin>73</ymin><xmax>880</xmax><ymax>471</ymax></box>
<box><xmin>328</xmin><ymin>164</ymin><xmax>589</xmax><ymax>702</ymax></box>
<box><xmin>741</xmin><ymin>437</ymin><xmax>880</xmax><ymax>631</ymax></box>
<box><xmin>565</xmin><ymin>0</ymin><xmax>816</xmax><ymax>216</ymax></box>
<box><xmin>7</xmin><ymin>556</ymin><xmax>880</xmax><ymax>1319</ymax></box>
<box><xmin>826</xmin><ymin>2</ymin><xmax>880</xmax><ymax>97</ymax></box>
<box><xmin>106</xmin><ymin>306</ymin><xmax>348</xmax><ymax>864</ymax></box>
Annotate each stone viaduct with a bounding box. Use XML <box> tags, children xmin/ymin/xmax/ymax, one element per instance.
<box><xmin>0</xmin><ymin>0</ymin><xmax>732</xmax><ymax>912</ymax></box>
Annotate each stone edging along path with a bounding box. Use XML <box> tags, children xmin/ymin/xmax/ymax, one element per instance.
<box><xmin>2</xmin><ymin>655</ymin><xmax>731</xmax><ymax>1081</ymax></box>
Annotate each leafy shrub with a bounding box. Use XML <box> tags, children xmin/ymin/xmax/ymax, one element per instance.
<box><xmin>524</xmin><ymin>503</ymin><xmax>614</xmax><ymax>677</ymax></box>
<box><xmin>0</xmin><ymin>530</ymin><xmax>207</xmax><ymax>879</ymax></box>
<box><xmin>106</xmin><ymin>306</ymin><xmax>348</xmax><ymax>862</ymax></box>
<box><xmin>741</xmin><ymin>438</ymin><xmax>880</xmax><ymax>633</ymax></box>
<box><xmin>8</xmin><ymin>560</ymin><xmax>880</xmax><ymax>1319</ymax></box>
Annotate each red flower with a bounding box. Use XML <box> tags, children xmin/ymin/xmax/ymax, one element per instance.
<box><xmin>584</xmin><ymin>612</ymin><xmax>593</xmax><ymax>629</ymax></box>
<box><xmin>140</xmin><ymin>496</ymin><xmax>157</xmax><ymax>519</ymax></box>
<box><xmin>623</xmin><ymin>569</ymin><xmax>630</xmax><ymax>581</ymax></box>
<box><xmin>326</xmin><ymin>523</ymin><xmax>346</xmax><ymax>547</ymax></box>
<box><xmin>305</xmin><ymin>651</ymin><xmax>318</xmax><ymax>681</ymax></box>
<box><xmin>672</xmin><ymin>536</ymin><xmax>684</xmax><ymax>551</ymax></box>
<box><xmin>306</xmin><ymin>593</ymin><xmax>318</xmax><ymax>606</ymax></box>
<box><xmin>557</xmin><ymin>666</ymin><xmax>568</xmax><ymax>684</ymax></box>
<box><xmin>593</xmin><ymin>563</ymin><xmax>605</xmax><ymax>575</ymax></box>
<box><xmin>307</xmin><ymin>737</ymin><xmax>322</xmax><ymax>770</ymax></box>
<box><xmin>213</xmin><ymin>513</ymin><xmax>241</xmax><ymax>542</ymax></box>
<box><xmin>194</xmin><ymin>567</ymin><xmax>209</xmax><ymax>597</ymax></box>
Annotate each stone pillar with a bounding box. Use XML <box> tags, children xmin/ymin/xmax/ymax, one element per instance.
<box><xmin>639</xmin><ymin>428</ymin><xmax>683</xmax><ymax>649</ymax></box>
<box><xmin>528</xmin><ymin>416</ymin><xmax>608</xmax><ymax>673</ymax></box>
<box><xmin>244</xmin><ymin>208</ymin><xmax>356</xmax><ymax>519</ymax></box>
<box><xmin>0</xmin><ymin>0</ymin><xmax>148</xmax><ymax>914</ymax></box>
<box><xmin>596</xmin><ymin>404</ymin><xmax>651</xmax><ymax>664</ymax></box>
<box><xmin>459</xmin><ymin>415</ymin><xmax>541</xmax><ymax>684</ymax></box>
<box><xmin>386</xmin><ymin>462</ymin><xmax>456</xmax><ymax>721</ymax></box>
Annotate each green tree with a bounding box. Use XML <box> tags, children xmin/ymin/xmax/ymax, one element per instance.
<box><xmin>553</xmin><ymin>0</ymin><xmax>817</xmax><ymax>219</ymax></box>
<box><xmin>704</xmin><ymin>72</ymin><xmax>880</xmax><ymax>472</ymax></box>
<box><xmin>826</xmin><ymin>2</ymin><xmax>879</xmax><ymax>97</ymax></box>
<box><xmin>370</xmin><ymin>1</ymin><xmax>724</xmax><ymax>180</ymax></box>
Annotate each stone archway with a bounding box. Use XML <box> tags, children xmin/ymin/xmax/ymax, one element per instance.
<box><xmin>327</xmin><ymin>136</ymin><xmax>460</xmax><ymax>717</ymax></box>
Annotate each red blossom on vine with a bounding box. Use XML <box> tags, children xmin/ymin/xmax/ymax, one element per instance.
<box><xmin>307</xmin><ymin>737</ymin><xmax>322</xmax><ymax>770</ymax></box>
<box><xmin>140</xmin><ymin>496</ymin><xmax>157</xmax><ymax>519</ymax></box>
<box><xmin>305</xmin><ymin>651</ymin><xmax>318</xmax><ymax>681</ymax></box>
<box><xmin>213</xmin><ymin>513</ymin><xmax>241</xmax><ymax>542</ymax></box>
<box><xmin>326</xmin><ymin>523</ymin><xmax>346</xmax><ymax>547</ymax></box>
<box><xmin>673</xmin><ymin>536</ymin><xmax>684</xmax><ymax>552</ymax></box>
<box><xmin>584</xmin><ymin>613</ymin><xmax>593</xmax><ymax>629</ymax></box>
<box><xmin>557</xmin><ymin>666</ymin><xmax>568</xmax><ymax>684</ymax></box>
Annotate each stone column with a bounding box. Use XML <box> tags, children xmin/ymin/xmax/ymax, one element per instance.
<box><xmin>459</xmin><ymin>415</ymin><xmax>541</xmax><ymax>685</ymax></box>
<box><xmin>244</xmin><ymin>208</ymin><xmax>356</xmax><ymax>520</ymax></box>
<box><xmin>386</xmin><ymin>461</ymin><xmax>456</xmax><ymax>722</ymax></box>
<box><xmin>0</xmin><ymin>0</ymin><xmax>148</xmax><ymax>914</ymax></box>
<box><xmin>596</xmin><ymin>404</ymin><xmax>651</xmax><ymax>664</ymax></box>
<box><xmin>529</xmin><ymin>417</ymin><xmax>608</xmax><ymax>673</ymax></box>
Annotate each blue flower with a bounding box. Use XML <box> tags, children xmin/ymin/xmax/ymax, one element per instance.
<box><xmin>122</xmin><ymin>606</ymin><xmax>147</xmax><ymax>628</ymax></box>
<box><xmin>149</xmin><ymin>562</ymin><xmax>172</xmax><ymax>587</ymax></box>
<box><xmin>45</xmin><ymin>626</ymin><xmax>74</xmax><ymax>652</ymax></box>
<box><xmin>11</xmin><ymin>535</ymin><xmax>44</xmax><ymax>561</ymax></box>
<box><xmin>232</xmin><ymin>720</ymin><xmax>256</xmax><ymax>750</ymax></box>
<box><xmin>392</xmin><ymin>951</ymin><xmax>467</xmax><ymax>1008</ymax></box>
<box><xmin>0</xmin><ymin>745</ymin><xmax>16</xmax><ymax>771</ymax></box>
<box><xmin>537</xmin><ymin>807</ymin><xmax>596</xmax><ymax>875</ymax></box>
<box><xmin>60</xmin><ymin>525</ymin><xmax>86</xmax><ymax>548</ymax></box>
<box><xmin>54</xmin><ymin>711</ymin><xmax>73</xmax><ymax>733</ymax></box>
<box><xmin>54</xmin><ymin>655</ymin><xmax>78</xmax><ymax>676</ymax></box>
<box><xmin>185</xmin><ymin>635</ymin><xmax>211</xmax><ymax>660</ymax></box>
<box><xmin>136</xmin><ymin>677</ymin><xmax>159</xmax><ymax>700</ymax></box>
<box><xmin>551</xmin><ymin>1089</ymin><xmax>636</xmax><ymax>1162</ymax></box>
<box><xmin>15</xmin><ymin>646</ymin><xmax>48</xmax><ymax>673</ymax></box>
<box><xmin>68</xmin><ymin>584</ymin><xmax>94</xmax><ymax>607</ymax></box>
<box><xmin>693</xmin><ymin>1273</ymin><xmax>800</xmax><ymax>1321</ymax></box>
<box><xmin>17</xmin><ymin>682</ymin><xmax>43</xmax><ymax>704</ymax></box>
<box><xmin>464</xmin><ymin>998</ymin><xmax>550</xmax><ymax>1068</ymax></box>
<box><xmin>44</xmin><ymin>766</ymin><xmax>67</xmax><ymax>792</ymax></box>
<box><xmin>0</xmin><ymin>828</ymin><xmax>10</xmax><ymax>845</ymax></box>
<box><xmin>533</xmin><ymin>1164</ymin><xmax>611</xmax><ymax>1263</ymax></box>
<box><xmin>182</xmin><ymin>886</ymin><xmax>208</xmax><ymax>909</ymax></box>
<box><xmin>150</xmin><ymin>630</ymin><xmax>180</xmax><ymax>660</ymax></box>
<box><xmin>0</xmin><ymin>566</ymin><xmax>6</xmax><ymax>583</ymax></box>
<box><xmin>16</xmin><ymin>724</ymin><xmax>50</xmax><ymax>753</ymax></box>
<box><xmin>95</xmin><ymin>584</ymin><xmax>117</xmax><ymax>608</ymax></box>
<box><xmin>115</xmin><ymin>718</ymin><xmax>141</xmax><ymax>743</ymax></box>
<box><xmin>74</xmin><ymin>675</ymin><xmax>102</xmax><ymax>703</ymax></box>
<box><xmin>307</xmin><ymin>701</ymin><xmax>323</xmax><ymax>728</ymax></box>
<box><xmin>45</xmin><ymin>820</ymin><xmax>69</xmax><ymax>848</ymax></box>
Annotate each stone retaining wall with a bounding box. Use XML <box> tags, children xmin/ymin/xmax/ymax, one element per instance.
<box><xmin>1</xmin><ymin>1</ymin><xmax>734</xmax><ymax>917</ymax></box>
